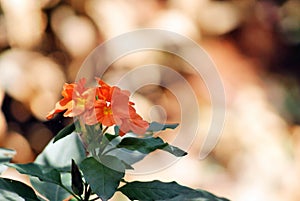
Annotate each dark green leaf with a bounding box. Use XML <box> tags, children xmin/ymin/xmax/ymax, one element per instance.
<box><xmin>79</xmin><ymin>157</ymin><xmax>124</xmax><ymax>201</ymax></box>
<box><xmin>71</xmin><ymin>159</ymin><xmax>83</xmax><ymax>196</ymax></box>
<box><xmin>7</xmin><ymin>163</ymin><xmax>62</xmax><ymax>185</ymax></box>
<box><xmin>117</xmin><ymin>137</ymin><xmax>187</xmax><ymax>157</ymax></box>
<box><xmin>161</xmin><ymin>144</ymin><xmax>187</xmax><ymax>157</ymax></box>
<box><xmin>30</xmin><ymin>134</ymin><xmax>86</xmax><ymax>201</ymax></box>
<box><xmin>147</xmin><ymin>122</ymin><xmax>179</xmax><ymax>132</ymax></box>
<box><xmin>53</xmin><ymin>122</ymin><xmax>76</xmax><ymax>143</ymax></box>
<box><xmin>118</xmin><ymin>180</ymin><xmax>230</xmax><ymax>201</ymax></box>
<box><xmin>115</xmin><ymin>122</ymin><xmax>178</xmax><ymax>135</ymax></box>
<box><xmin>104</xmin><ymin>133</ymin><xmax>119</xmax><ymax>142</ymax></box>
<box><xmin>117</xmin><ymin>137</ymin><xmax>165</xmax><ymax>153</ymax></box>
<box><xmin>0</xmin><ymin>178</ymin><xmax>41</xmax><ymax>201</ymax></box>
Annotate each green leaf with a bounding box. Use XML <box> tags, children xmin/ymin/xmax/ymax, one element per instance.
<box><xmin>98</xmin><ymin>155</ymin><xmax>127</xmax><ymax>172</ymax></box>
<box><xmin>35</xmin><ymin>133</ymin><xmax>86</xmax><ymax>168</ymax></box>
<box><xmin>114</xmin><ymin>122</ymin><xmax>179</xmax><ymax>135</ymax></box>
<box><xmin>30</xmin><ymin>174</ymin><xmax>71</xmax><ymax>201</ymax></box>
<box><xmin>102</xmin><ymin>146</ymin><xmax>147</xmax><ymax>167</ymax></box>
<box><xmin>119</xmin><ymin>180</ymin><xmax>230</xmax><ymax>201</ymax></box>
<box><xmin>117</xmin><ymin>137</ymin><xmax>164</xmax><ymax>153</ymax></box>
<box><xmin>114</xmin><ymin>126</ymin><xmax>120</xmax><ymax>135</ymax></box>
<box><xmin>71</xmin><ymin>159</ymin><xmax>83</xmax><ymax>196</ymax></box>
<box><xmin>30</xmin><ymin>133</ymin><xmax>86</xmax><ymax>201</ymax></box>
<box><xmin>0</xmin><ymin>148</ymin><xmax>16</xmax><ymax>163</ymax></box>
<box><xmin>104</xmin><ymin>133</ymin><xmax>119</xmax><ymax>142</ymax></box>
<box><xmin>7</xmin><ymin>163</ymin><xmax>62</xmax><ymax>186</ymax></box>
<box><xmin>0</xmin><ymin>178</ymin><xmax>41</xmax><ymax>201</ymax></box>
<box><xmin>53</xmin><ymin>122</ymin><xmax>76</xmax><ymax>143</ymax></box>
<box><xmin>0</xmin><ymin>148</ymin><xmax>16</xmax><ymax>173</ymax></box>
<box><xmin>147</xmin><ymin>122</ymin><xmax>179</xmax><ymax>132</ymax></box>
<box><xmin>117</xmin><ymin>137</ymin><xmax>187</xmax><ymax>157</ymax></box>
<box><xmin>97</xmin><ymin>134</ymin><xmax>117</xmax><ymax>155</ymax></box>
<box><xmin>79</xmin><ymin>157</ymin><xmax>125</xmax><ymax>201</ymax></box>
<box><xmin>161</xmin><ymin>144</ymin><xmax>187</xmax><ymax>157</ymax></box>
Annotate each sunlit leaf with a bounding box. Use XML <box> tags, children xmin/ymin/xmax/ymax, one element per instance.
<box><xmin>103</xmin><ymin>146</ymin><xmax>146</xmax><ymax>167</ymax></box>
<box><xmin>34</xmin><ymin>132</ymin><xmax>86</xmax><ymax>168</ymax></box>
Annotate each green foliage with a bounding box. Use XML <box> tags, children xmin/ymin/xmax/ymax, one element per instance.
<box><xmin>104</xmin><ymin>133</ymin><xmax>119</xmax><ymax>142</ymax></box>
<box><xmin>7</xmin><ymin>163</ymin><xmax>62</xmax><ymax>185</ymax></box>
<box><xmin>114</xmin><ymin>122</ymin><xmax>179</xmax><ymax>136</ymax></box>
<box><xmin>97</xmin><ymin>155</ymin><xmax>129</xmax><ymax>171</ymax></box>
<box><xmin>71</xmin><ymin>159</ymin><xmax>84</xmax><ymax>196</ymax></box>
<box><xmin>147</xmin><ymin>121</ymin><xmax>179</xmax><ymax>132</ymax></box>
<box><xmin>30</xmin><ymin>175</ymin><xmax>71</xmax><ymax>201</ymax></box>
<box><xmin>30</xmin><ymin>133</ymin><xmax>86</xmax><ymax>201</ymax></box>
<box><xmin>1</xmin><ymin>122</ymin><xmax>229</xmax><ymax>201</ymax></box>
<box><xmin>53</xmin><ymin>121</ymin><xmax>76</xmax><ymax>143</ymax></box>
<box><xmin>0</xmin><ymin>148</ymin><xmax>16</xmax><ymax>163</ymax></box>
<box><xmin>117</xmin><ymin>136</ymin><xmax>187</xmax><ymax>157</ymax></box>
<box><xmin>0</xmin><ymin>178</ymin><xmax>41</xmax><ymax>201</ymax></box>
<box><xmin>34</xmin><ymin>133</ymin><xmax>86</xmax><ymax>167</ymax></box>
<box><xmin>79</xmin><ymin>157</ymin><xmax>125</xmax><ymax>201</ymax></box>
<box><xmin>7</xmin><ymin>163</ymin><xmax>81</xmax><ymax>200</ymax></box>
<box><xmin>0</xmin><ymin>148</ymin><xmax>16</xmax><ymax>173</ymax></box>
<box><xmin>119</xmin><ymin>180</ymin><xmax>230</xmax><ymax>201</ymax></box>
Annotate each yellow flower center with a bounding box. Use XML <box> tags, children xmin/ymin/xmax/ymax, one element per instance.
<box><xmin>76</xmin><ymin>97</ymin><xmax>86</xmax><ymax>108</ymax></box>
<box><xmin>103</xmin><ymin>106</ymin><xmax>112</xmax><ymax>115</ymax></box>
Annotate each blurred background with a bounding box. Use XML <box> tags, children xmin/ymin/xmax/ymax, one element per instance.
<box><xmin>0</xmin><ymin>0</ymin><xmax>299</xmax><ymax>200</ymax></box>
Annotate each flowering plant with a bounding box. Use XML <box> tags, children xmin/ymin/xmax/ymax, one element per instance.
<box><xmin>0</xmin><ymin>78</ymin><xmax>229</xmax><ymax>201</ymax></box>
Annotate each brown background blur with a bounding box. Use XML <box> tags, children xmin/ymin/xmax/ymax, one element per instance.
<box><xmin>0</xmin><ymin>0</ymin><xmax>299</xmax><ymax>200</ymax></box>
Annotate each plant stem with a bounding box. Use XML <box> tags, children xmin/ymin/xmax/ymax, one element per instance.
<box><xmin>84</xmin><ymin>184</ymin><xmax>92</xmax><ymax>201</ymax></box>
<box><xmin>83</xmin><ymin>183</ymin><xmax>88</xmax><ymax>200</ymax></box>
<box><xmin>101</xmin><ymin>147</ymin><xmax>117</xmax><ymax>156</ymax></box>
<box><xmin>102</xmin><ymin>126</ymin><xmax>109</xmax><ymax>134</ymax></box>
<box><xmin>61</xmin><ymin>185</ymin><xmax>82</xmax><ymax>201</ymax></box>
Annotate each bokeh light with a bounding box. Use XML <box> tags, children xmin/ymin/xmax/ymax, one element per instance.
<box><xmin>0</xmin><ymin>0</ymin><xmax>299</xmax><ymax>200</ymax></box>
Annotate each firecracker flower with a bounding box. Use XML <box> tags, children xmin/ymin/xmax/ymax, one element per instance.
<box><xmin>47</xmin><ymin>77</ymin><xmax>149</xmax><ymax>136</ymax></box>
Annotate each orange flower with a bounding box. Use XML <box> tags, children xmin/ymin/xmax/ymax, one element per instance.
<box><xmin>46</xmin><ymin>78</ymin><xmax>95</xmax><ymax>120</ymax></box>
<box><xmin>94</xmin><ymin>80</ymin><xmax>149</xmax><ymax>135</ymax></box>
<box><xmin>93</xmin><ymin>100</ymin><xmax>115</xmax><ymax>126</ymax></box>
<box><xmin>118</xmin><ymin>105</ymin><xmax>149</xmax><ymax>136</ymax></box>
<box><xmin>94</xmin><ymin>85</ymin><xmax>131</xmax><ymax>127</ymax></box>
<box><xmin>47</xmin><ymin>77</ymin><xmax>149</xmax><ymax>136</ymax></box>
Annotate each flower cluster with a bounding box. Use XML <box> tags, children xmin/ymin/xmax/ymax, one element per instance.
<box><xmin>47</xmin><ymin>78</ymin><xmax>149</xmax><ymax>136</ymax></box>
